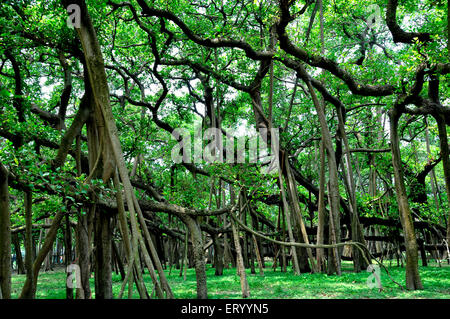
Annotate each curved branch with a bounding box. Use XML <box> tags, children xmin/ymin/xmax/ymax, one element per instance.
<box><xmin>386</xmin><ymin>0</ymin><xmax>431</xmax><ymax>44</ymax></box>
<box><xmin>134</xmin><ymin>0</ymin><xmax>273</xmax><ymax>60</ymax></box>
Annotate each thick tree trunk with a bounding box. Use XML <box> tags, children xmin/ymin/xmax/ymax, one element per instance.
<box><xmin>184</xmin><ymin>217</ymin><xmax>208</xmax><ymax>299</ymax></box>
<box><xmin>389</xmin><ymin>109</ymin><xmax>423</xmax><ymax>290</ymax></box>
<box><xmin>65</xmin><ymin>0</ymin><xmax>170</xmax><ymax>298</ymax></box>
<box><xmin>93</xmin><ymin>207</ymin><xmax>112</xmax><ymax>299</ymax></box>
<box><xmin>0</xmin><ymin>163</ymin><xmax>11</xmax><ymax>299</ymax></box>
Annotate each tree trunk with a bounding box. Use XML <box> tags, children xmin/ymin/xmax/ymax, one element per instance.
<box><xmin>337</xmin><ymin>105</ymin><xmax>369</xmax><ymax>272</ymax></box>
<box><xmin>316</xmin><ymin>139</ymin><xmax>326</xmax><ymax>272</ymax></box>
<box><xmin>93</xmin><ymin>207</ymin><xmax>112</xmax><ymax>299</ymax></box>
<box><xmin>424</xmin><ymin>116</ymin><xmax>442</xmax><ymax>216</ymax></box>
<box><xmin>66</xmin><ymin>0</ymin><xmax>170</xmax><ymax>298</ymax></box>
<box><xmin>114</xmin><ymin>172</ymin><xmax>144</xmax><ymax>298</ymax></box>
<box><xmin>304</xmin><ymin>78</ymin><xmax>341</xmax><ymax>275</ymax></box>
<box><xmin>212</xmin><ymin>234</ymin><xmax>224</xmax><ymax>276</ymax></box>
<box><xmin>0</xmin><ymin>163</ymin><xmax>11</xmax><ymax>299</ymax></box>
<box><xmin>389</xmin><ymin>109</ymin><xmax>423</xmax><ymax>290</ymax></box>
<box><xmin>285</xmin><ymin>157</ymin><xmax>317</xmax><ymax>272</ymax></box>
<box><xmin>231</xmin><ymin>207</ymin><xmax>250</xmax><ymax>298</ymax></box>
<box><xmin>133</xmin><ymin>194</ymin><xmax>173</xmax><ymax>298</ymax></box>
<box><xmin>250</xmin><ymin>209</ymin><xmax>265</xmax><ymax>271</ymax></box>
<box><xmin>278</xmin><ymin>167</ymin><xmax>301</xmax><ymax>275</ymax></box>
<box><xmin>43</xmin><ymin>218</ymin><xmax>53</xmax><ymax>272</ymax></box>
<box><xmin>223</xmin><ymin>215</ymin><xmax>234</xmax><ymax>268</ymax></box>
<box><xmin>249</xmin><ymin>234</ymin><xmax>256</xmax><ymax>274</ymax></box>
<box><xmin>435</xmin><ymin>115</ymin><xmax>450</xmax><ymax>249</ymax></box>
<box><xmin>22</xmin><ymin>191</ymin><xmax>34</xmax><ymax>299</ymax></box>
<box><xmin>64</xmin><ymin>214</ymin><xmax>73</xmax><ymax>299</ymax></box>
<box><xmin>112</xmin><ymin>240</ymin><xmax>125</xmax><ymax>280</ymax></box>
<box><xmin>242</xmin><ymin>220</ymin><xmax>249</xmax><ymax>269</ymax></box>
<box><xmin>291</xmin><ymin>213</ymin><xmax>312</xmax><ymax>273</ymax></box>
<box><xmin>75</xmin><ymin>212</ymin><xmax>92</xmax><ymax>299</ymax></box>
<box><xmin>184</xmin><ymin>217</ymin><xmax>208</xmax><ymax>299</ymax></box>
<box><xmin>252</xmin><ymin>234</ymin><xmax>264</xmax><ymax>275</ymax></box>
<box><xmin>181</xmin><ymin>229</ymin><xmax>189</xmax><ymax>280</ymax></box>
<box><xmin>20</xmin><ymin>208</ymin><xmax>64</xmax><ymax>298</ymax></box>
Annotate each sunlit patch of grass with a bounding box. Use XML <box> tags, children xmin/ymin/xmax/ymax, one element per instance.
<box><xmin>9</xmin><ymin>260</ymin><xmax>450</xmax><ymax>299</ymax></box>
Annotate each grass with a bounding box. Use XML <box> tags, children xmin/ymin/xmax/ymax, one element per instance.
<box><xmin>9</xmin><ymin>260</ymin><xmax>450</xmax><ymax>299</ymax></box>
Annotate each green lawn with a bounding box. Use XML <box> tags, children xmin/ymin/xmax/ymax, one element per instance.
<box><xmin>10</xmin><ymin>261</ymin><xmax>450</xmax><ymax>299</ymax></box>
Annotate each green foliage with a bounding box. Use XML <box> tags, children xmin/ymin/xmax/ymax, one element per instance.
<box><xmin>0</xmin><ymin>0</ymin><xmax>449</xmax><ymax>299</ymax></box>
<box><xmin>9</xmin><ymin>262</ymin><xmax>450</xmax><ymax>299</ymax></box>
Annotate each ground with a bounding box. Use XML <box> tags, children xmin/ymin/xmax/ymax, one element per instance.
<box><xmin>9</xmin><ymin>260</ymin><xmax>450</xmax><ymax>299</ymax></box>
